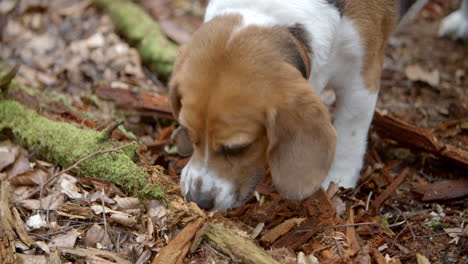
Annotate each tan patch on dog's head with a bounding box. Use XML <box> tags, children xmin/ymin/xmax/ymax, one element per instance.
<box><xmin>170</xmin><ymin>14</ymin><xmax>336</xmax><ymax>208</ymax></box>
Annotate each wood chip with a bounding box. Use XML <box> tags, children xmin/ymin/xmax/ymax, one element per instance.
<box><xmin>412</xmin><ymin>178</ymin><xmax>468</xmax><ymax>201</ymax></box>
<box><xmin>260</xmin><ymin>218</ymin><xmax>305</xmax><ymax>244</ymax></box>
<box><xmin>370</xmin><ymin>168</ymin><xmax>410</xmax><ymax>212</ymax></box>
<box><xmin>373</xmin><ymin>110</ymin><xmax>468</xmax><ymax>170</ymax></box>
<box><xmin>152</xmin><ymin>217</ymin><xmax>205</xmax><ymax>264</ymax></box>
<box><xmin>416</xmin><ymin>254</ymin><xmax>431</xmax><ymax>264</ymax></box>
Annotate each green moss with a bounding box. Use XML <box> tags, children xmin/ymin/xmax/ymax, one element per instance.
<box><xmin>426</xmin><ymin>220</ymin><xmax>445</xmax><ymax>230</ymax></box>
<box><xmin>93</xmin><ymin>0</ymin><xmax>178</xmax><ymax>78</ymax></box>
<box><xmin>381</xmin><ymin>218</ymin><xmax>390</xmax><ymax>226</ymax></box>
<box><xmin>0</xmin><ymin>100</ymin><xmax>166</xmax><ymax>201</ymax></box>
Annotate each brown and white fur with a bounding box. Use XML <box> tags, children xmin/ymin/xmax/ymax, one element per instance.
<box><xmin>169</xmin><ymin>0</ymin><xmax>398</xmax><ymax>210</ymax></box>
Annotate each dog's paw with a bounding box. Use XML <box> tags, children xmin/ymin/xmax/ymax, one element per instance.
<box><xmin>438</xmin><ymin>9</ymin><xmax>468</xmax><ymax>40</ymax></box>
<box><xmin>322</xmin><ymin>166</ymin><xmax>360</xmax><ymax>190</ymax></box>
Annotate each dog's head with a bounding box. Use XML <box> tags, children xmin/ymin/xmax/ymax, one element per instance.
<box><xmin>169</xmin><ymin>15</ymin><xmax>336</xmax><ymax>210</ymax></box>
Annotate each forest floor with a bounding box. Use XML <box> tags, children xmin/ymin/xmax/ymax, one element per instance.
<box><xmin>0</xmin><ymin>0</ymin><xmax>466</xmax><ymax>263</ymax></box>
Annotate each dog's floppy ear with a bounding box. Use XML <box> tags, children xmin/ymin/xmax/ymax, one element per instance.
<box><xmin>169</xmin><ymin>45</ymin><xmax>188</xmax><ymax>120</ymax></box>
<box><xmin>266</xmin><ymin>83</ymin><xmax>336</xmax><ymax>200</ymax></box>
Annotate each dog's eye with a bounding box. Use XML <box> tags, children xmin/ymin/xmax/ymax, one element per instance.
<box><xmin>218</xmin><ymin>143</ymin><xmax>252</xmax><ymax>157</ymax></box>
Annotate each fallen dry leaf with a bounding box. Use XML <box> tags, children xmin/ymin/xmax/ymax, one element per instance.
<box><xmin>89</xmin><ymin>191</ymin><xmax>116</xmax><ymax>205</ymax></box>
<box><xmin>416</xmin><ymin>254</ymin><xmax>431</xmax><ymax>264</ymax></box>
<box><xmin>57</xmin><ymin>202</ymin><xmax>94</xmax><ymax>218</ymax></box>
<box><xmin>113</xmin><ymin>196</ymin><xmax>140</xmax><ymax>210</ymax></box>
<box><xmin>17</xmin><ymin>254</ymin><xmax>47</xmax><ymax>264</ymax></box>
<box><xmin>35</xmin><ymin>240</ymin><xmax>50</xmax><ymax>254</ymax></box>
<box><xmin>48</xmin><ymin>229</ymin><xmax>81</xmax><ymax>248</ymax></box>
<box><xmin>59</xmin><ymin>173</ymin><xmax>86</xmax><ymax>200</ymax></box>
<box><xmin>10</xmin><ymin>169</ymin><xmax>48</xmax><ymax>186</ymax></box>
<box><xmin>6</xmin><ymin>149</ymin><xmax>31</xmax><ymax>179</ymax></box>
<box><xmin>85</xmin><ymin>224</ymin><xmax>112</xmax><ymax>249</ymax></box>
<box><xmin>147</xmin><ymin>199</ymin><xmax>169</xmax><ymax>227</ymax></box>
<box><xmin>0</xmin><ymin>140</ymin><xmax>19</xmax><ymax>171</ymax></box>
<box><xmin>109</xmin><ymin>211</ymin><xmax>137</xmax><ymax>227</ymax></box>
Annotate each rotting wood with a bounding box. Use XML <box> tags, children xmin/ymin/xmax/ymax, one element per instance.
<box><xmin>0</xmin><ymin>99</ymin><xmax>168</xmax><ymax>201</ymax></box>
<box><xmin>412</xmin><ymin>178</ymin><xmax>468</xmax><ymax>201</ymax></box>
<box><xmin>370</xmin><ymin>168</ymin><xmax>410</xmax><ymax>212</ymax></box>
<box><xmin>92</xmin><ymin>0</ymin><xmax>179</xmax><ymax>79</ymax></box>
<box><xmin>11</xmin><ymin>207</ymin><xmax>34</xmax><ymax>247</ymax></box>
<box><xmin>0</xmin><ymin>181</ymin><xmax>18</xmax><ymax>264</ymax></box>
<box><xmin>203</xmin><ymin>223</ymin><xmax>281</xmax><ymax>264</ymax></box>
<box><xmin>94</xmin><ymin>85</ymin><xmax>173</xmax><ymax>120</ymax></box>
<box><xmin>152</xmin><ymin>217</ymin><xmax>205</xmax><ymax>264</ymax></box>
<box><xmin>373</xmin><ymin>110</ymin><xmax>468</xmax><ymax>170</ymax></box>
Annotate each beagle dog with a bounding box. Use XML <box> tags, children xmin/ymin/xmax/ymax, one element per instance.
<box><xmin>438</xmin><ymin>0</ymin><xmax>468</xmax><ymax>40</ymax></box>
<box><xmin>169</xmin><ymin>0</ymin><xmax>398</xmax><ymax>210</ymax></box>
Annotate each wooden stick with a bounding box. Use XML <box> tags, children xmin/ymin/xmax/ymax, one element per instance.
<box><xmin>152</xmin><ymin>218</ymin><xmax>205</xmax><ymax>264</ymax></box>
<box><xmin>373</xmin><ymin>110</ymin><xmax>468</xmax><ymax>169</ymax></box>
<box><xmin>203</xmin><ymin>223</ymin><xmax>281</xmax><ymax>264</ymax></box>
<box><xmin>370</xmin><ymin>168</ymin><xmax>410</xmax><ymax>212</ymax></box>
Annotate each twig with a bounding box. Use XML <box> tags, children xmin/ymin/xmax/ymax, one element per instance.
<box><xmin>396</xmin><ymin>0</ymin><xmax>429</xmax><ymax>34</ymax></box>
<box><xmin>370</xmin><ymin>168</ymin><xmax>410</xmax><ymax>212</ymax></box>
<box><xmin>312</xmin><ymin>245</ymin><xmax>332</xmax><ymax>254</ymax></box>
<box><xmin>25</xmin><ymin>142</ymin><xmax>134</xmax><ymax>199</ymax></box>
<box><xmin>0</xmin><ymin>64</ymin><xmax>20</xmax><ymax>91</ymax></box>
<box><xmin>332</xmin><ymin>237</ymin><xmax>344</xmax><ymax>259</ymax></box>
<box><xmin>416</xmin><ymin>231</ymin><xmax>463</xmax><ymax>239</ymax></box>
<box><xmin>103</xmin><ymin>120</ymin><xmax>124</xmax><ymax>139</ymax></box>
<box><xmin>39</xmin><ymin>180</ymin><xmax>44</xmax><ymax>214</ymax></box>
<box><xmin>390</xmin><ymin>225</ymin><xmax>408</xmax><ymax>248</ymax></box>
<box><xmin>365</xmin><ymin>191</ymin><xmax>373</xmax><ymax>211</ymax></box>
<box><xmin>297</xmin><ymin>222</ymin><xmax>376</xmax><ymax>233</ymax></box>
<box><xmin>101</xmin><ymin>189</ymin><xmax>108</xmax><ymax>249</ymax></box>
<box><xmin>392</xmin><ymin>206</ymin><xmax>416</xmax><ymax>241</ymax></box>
<box><xmin>205</xmin><ymin>243</ymin><xmax>239</xmax><ymax>263</ymax></box>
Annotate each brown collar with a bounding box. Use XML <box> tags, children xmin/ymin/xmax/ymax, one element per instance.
<box><xmin>284</xmin><ymin>29</ymin><xmax>312</xmax><ymax>79</ymax></box>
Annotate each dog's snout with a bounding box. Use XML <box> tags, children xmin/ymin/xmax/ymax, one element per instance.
<box><xmin>186</xmin><ymin>190</ymin><xmax>215</xmax><ymax>210</ymax></box>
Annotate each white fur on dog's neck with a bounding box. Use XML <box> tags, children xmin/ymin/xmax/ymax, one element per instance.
<box><xmin>204</xmin><ymin>0</ymin><xmax>342</xmax><ymax>89</ymax></box>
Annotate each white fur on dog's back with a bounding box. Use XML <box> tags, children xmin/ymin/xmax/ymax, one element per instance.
<box><xmin>205</xmin><ymin>0</ymin><xmax>341</xmax><ymax>88</ymax></box>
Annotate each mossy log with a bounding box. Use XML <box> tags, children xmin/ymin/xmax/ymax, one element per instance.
<box><xmin>0</xmin><ymin>99</ymin><xmax>166</xmax><ymax>201</ymax></box>
<box><xmin>93</xmin><ymin>0</ymin><xmax>179</xmax><ymax>79</ymax></box>
<box><xmin>203</xmin><ymin>223</ymin><xmax>281</xmax><ymax>264</ymax></box>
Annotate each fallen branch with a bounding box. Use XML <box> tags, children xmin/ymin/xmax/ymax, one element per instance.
<box><xmin>0</xmin><ymin>100</ymin><xmax>167</xmax><ymax>201</ymax></box>
<box><xmin>95</xmin><ymin>85</ymin><xmax>173</xmax><ymax>119</ymax></box>
<box><xmin>373</xmin><ymin>110</ymin><xmax>468</xmax><ymax>169</ymax></box>
<box><xmin>92</xmin><ymin>0</ymin><xmax>179</xmax><ymax>79</ymax></box>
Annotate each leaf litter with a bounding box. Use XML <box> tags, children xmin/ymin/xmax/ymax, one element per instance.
<box><xmin>0</xmin><ymin>0</ymin><xmax>467</xmax><ymax>263</ymax></box>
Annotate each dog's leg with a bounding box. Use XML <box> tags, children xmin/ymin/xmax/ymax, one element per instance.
<box><xmin>438</xmin><ymin>0</ymin><xmax>468</xmax><ymax>40</ymax></box>
<box><xmin>322</xmin><ymin>75</ymin><xmax>377</xmax><ymax>189</ymax></box>
<box><xmin>321</xmin><ymin>18</ymin><xmax>385</xmax><ymax>189</ymax></box>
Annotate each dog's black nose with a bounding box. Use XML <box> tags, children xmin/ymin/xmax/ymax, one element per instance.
<box><xmin>186</xmin><ymin>190</ymin><xmax>214</xmax><ymax>210</ymax></box>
